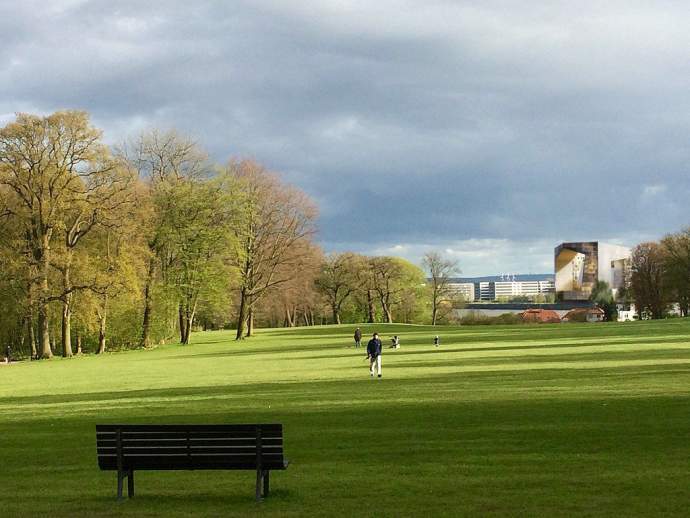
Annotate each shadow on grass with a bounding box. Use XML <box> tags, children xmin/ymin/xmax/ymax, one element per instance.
<box><xmin>156</xmin><ymin>335</ymin><xmax>690</xmax><ymax>363</ymax></box>
<box><xmin>384</xmin><ymin>347</ymin><xmax>690</xmax><ymax>369</ymax></box>
<box><xmin>260</xmin><ymin>319</ymin><xmax>690</xmax><ymax>341</ymax></box>
<box><xmin>5</xmin><ymin>367</ymin><xmax>690</xmax><ymax>516</ymax></box>
<box><xmin>5</xmin><ymin>358</ymin><xmax>690</xmax><ymax>410</ymax></box>
<box><xmin>298</xmin><ymin>337</ymin><xmax>690</xmax><ymax>361</ymax></box>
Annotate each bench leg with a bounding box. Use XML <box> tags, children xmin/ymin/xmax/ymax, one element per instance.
<box><xmin>127</xmin><ymin>469</ymin><xmax>134</xmax><ymax>498</ymax></box>
<box><xmin>263</xmin><ymin>470</ymin><xmax>270</xmax><ymax>497</ymax></box>
<box><xmin>117</xmin><ymin>470</ymin><xmax>124</xmax><ymax>501</ymax></box>
<box><xmin>255</xmin><ymin>468</ymin><xmax>263</xmax><ymax>502</ymax></box>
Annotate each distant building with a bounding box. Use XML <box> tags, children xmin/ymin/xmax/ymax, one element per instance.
<box><xmin>476</xmin><ymin>281</ymin><xmax>495</xmax><ymax>301</ymax></box>
<box><xmin>521</xmin><ymin>308</ymin><xmax>561</xmax><ymax>323</ymax></box>
<box><xmin>562</xmin><ymin>307</ymin><xmax>606</xmax><ymax>322</ymax></box>
<box><xmin>455</xmin><ymin>301</ymin><xmax>593</xmax><ymax>320</ymax></box>
<box><xmin>554</xmin><ymin>242</ymin><xmax>630</xmax><ymax>301</ymax></box>
<box><xmin>447</xmin><ymin>282</ymin><xmax>475</xmax><ymax>302</ymax></box>
<box><xmin>448</xmin><ymin>274</ymin><xmax>555</xmax><ymax>302</ymax></box>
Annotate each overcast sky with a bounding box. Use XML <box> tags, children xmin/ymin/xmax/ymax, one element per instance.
<box><xmin>2</xmin><ymin>0</ymin><xmax>689</xmax><ymax>275</ymax></box>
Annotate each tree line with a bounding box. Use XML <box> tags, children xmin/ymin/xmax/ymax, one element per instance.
<box><xmin>0</xmin><ymin>111</ymin><xmax>462</xmax><ymax>359</ymax></box>
<box><xmin>625</xmin><ymin>229</ymin><xmax>690</xmax><ymax>319</ymax></box>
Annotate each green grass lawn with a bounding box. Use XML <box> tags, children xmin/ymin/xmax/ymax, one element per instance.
<box><xmin>3</xmin><ymin>319</ymin><xmax>690</xmax><ymax>517</ymax></box>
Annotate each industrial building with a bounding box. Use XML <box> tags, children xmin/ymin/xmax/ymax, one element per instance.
<box><xmin>448</xmin><ymin>274</ymin><xmax>555</xmax><ymax>302</ymax></box>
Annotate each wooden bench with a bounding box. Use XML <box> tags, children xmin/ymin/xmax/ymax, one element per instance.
<box><xmin>96</xmin><ymin>424</ymin><xmax>289</xmax><ymax>501</ymax></box>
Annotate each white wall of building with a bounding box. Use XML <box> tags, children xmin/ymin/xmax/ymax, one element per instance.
<box><xmin>448</xmin><ymin>282</ymin><xmax>475</xmax><ymax>302</ymax></box>
<box><xmin>597</xmin><ymin>243</ymin><xmax>631</xmax><ymax>291</ymax></box>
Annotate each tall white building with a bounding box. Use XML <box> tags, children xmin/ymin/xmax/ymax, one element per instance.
<box><xmin>494</xmin><ymin>279</ymin><xmax>555</xmax><ymax>299</ymax></box>
<box><xmin>447</xmin><ymin>282</ymin><xmax>476</xmax><ymax>302</ymax></box>
<box><xmin>447</xmin><ymin>275</ymin><xmax>555</xmax><ymax>302</ymax></box>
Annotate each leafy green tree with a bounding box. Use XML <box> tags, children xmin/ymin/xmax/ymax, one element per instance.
<box><xmin>660</xmin><ymin>229</ymin><xmax>690</xmax><ymax>317</ymax></box>
<box><xmin>369</xmin><ymin>257</ymin><xmax>426</xmax><ymax>323</ymax></box>
<box><xmin>630</xmin><ymin>242</ymin><xmax>668</xmax><ymax>319</ymax></box>
<box><xmin>590</xmin><ymin>280</ymin><xmax>617</xmax><ymax>321</ymax></box>
<box><xmin>0</xmin><ymin>111</ymin><xmax>112</xmax><ymax>358</ymax></box>
<box><xmin>158</xmin><ymin>174</ymin><xmax>239</xmax><ymax>343</ymax></box>
<box><xmin>121</xmin><ymin>130</ymin><xmax>210</xmax><ymax>347</ymax></box>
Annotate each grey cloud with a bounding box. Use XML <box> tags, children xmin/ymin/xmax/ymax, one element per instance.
<box><xmin>2</xmin><ymin>0</ymin><xmax>690</xmax><ymax>273</ymax></box>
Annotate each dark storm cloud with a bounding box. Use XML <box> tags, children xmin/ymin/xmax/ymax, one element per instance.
<box><xmin>2</xmin><ymin>0</ymin><xmax>689</xmax><ymax>273</ymax></box>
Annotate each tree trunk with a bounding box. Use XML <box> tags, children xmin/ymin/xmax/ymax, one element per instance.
<box><xmin>37</xmin><ymin>254</ymin><xmax>52</xmax><ymax>359</ymax></box>
<box><xmin>183</xmin><ymin>315</ymin><xmax>193</xmax><ymax>344</ymax></box>
<box><xmin>178</xmin><ymin>303</ymin><xmax>187</xmax><ymax>344</ymax></box>
<box><xmin>25</xmin><ymin>282</ymin><xmax>37</xmax><ymax>359</ymax></box>
<box><xmin>24</xmin><ymin>313</ymin><xmax>36</xmax><ymax>359</ymax></box>
<box><xmin>367</xmin><ymin>290</ymin><xmax>376</xmax><ymax>323</ymax></box>
<box><xmin>62</xmin><ymin>297</ymin><xmax>73</xmax><ymax>357</ymax></box>
<box><xmin>97</xmin><ymin>294</ymin><xmax>108</xmax><ymax>354</ymax></box>
<box><xmin>235</xmin><ymin>287</ymin><xmax>248</xmax><ymax>340</ymax></box>
<box><xmin>30</xmin><ymin>322</ymin><xmax>37</xmax><ymax>359</ymax></box>
<box><xmin>140</xmin><ymin>256</ymin><xmax>156</xmax><ymax>348</ymax></box>
<box><xmin>76</xmin><ymin>335</ymin><xmax>83</xmax><ymax>355</ymax></box>
<box><xmin>182</xmin><ymin>300</ymin><xmax>196</xmax><ymax>345</ymax></box>
<box><xmin>332</xmin><ymin>304</ymin><xmax>341</xmax><ymax>325</ymax></box>
<box><xmin>246</xmin><ymin>306</ymin><xmax>254</xmax><ymax>337</ymax></box>
<box><xmin>285</xmin><ymin>306</ymin><xmax>294</xmax><ymax>327</ymax></box>
<box><xmin>380</xmin><ymin>295</ymin><xmax>393</xmax><ymax>323</ymax></box>
<box><xmin>60</xmin><ymin>252</ymin><xmax>74</xmax><ymax>357</ymax></box>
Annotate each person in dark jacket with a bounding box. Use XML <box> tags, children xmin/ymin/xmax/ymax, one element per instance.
<box><xmin>354</xmin><ymin>328</ymin><xmax>362</xmax><ymax>348</ymax></box>
<box><xmin>366</xmin><ymin>332</ymin><xmax>383</xmax><ymax>378</ymax></box>
<box><xmin>4</xmin><ymin>345</ymin><xmax>10</xmax><ymax>364</ymax></box>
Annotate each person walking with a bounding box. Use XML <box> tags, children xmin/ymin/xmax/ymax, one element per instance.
<box><xmin>366</xmin><ymin>332</ymin><xmax>383</xmax><ymax>378</ymax></box>
<box><xmin>434</xmin><ymin>335</ymin><xmax>440</xmax><ymax>348</ymax></box>
<box><xmin>354</xmin><ymin>328</ymin><xmax>362</xmax><ymax>348</ymax></box>
<box><xmin>4</xmin><ymin>345</ymin><xmax>10</xmax><ymax>364</ymax></box>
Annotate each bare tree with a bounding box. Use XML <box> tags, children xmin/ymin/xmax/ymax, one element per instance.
<box><xmin>228</xmin><ymin>160</ymin><xmax>318</xmax><ymax>340</ymax></box>
<box><xmin>258</xmin><ymin>242</ymin><xmax>323</xmax><ymax>328</ymax></box>
<box><xmin>422</xmin><ymin>251</ymin><xmax>460</xmax><ymax>325</ymax></box>
<box><xmin>315</xmin><ymin>252</ymin><xmax>360</xmax><ymax>324</ymax></box>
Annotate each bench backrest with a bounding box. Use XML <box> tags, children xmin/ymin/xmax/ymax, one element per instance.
<box><xmin>96</xmin><ymin>424</ymin><xmax>284</xmax><ymax>471</ymax></box>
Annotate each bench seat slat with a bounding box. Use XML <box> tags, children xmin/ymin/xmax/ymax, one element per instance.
<box><xmin>98</xmin><ymin>446</ymin><xmax>283</xmax><ymax>456</ymax></box>
<box><xmin>98</xmin><ymin>457</ymin><xmax>287</xmax><ymax>470</ymax></box>
<box><xmin>96</xmin><ymin>424</ymin><xmax>282</xmax><ymax>433</ymax></box>
<box><xmin>96</xmin><ymin>437</ymin><xmax>283</xmax><ymax>448</ymax></box>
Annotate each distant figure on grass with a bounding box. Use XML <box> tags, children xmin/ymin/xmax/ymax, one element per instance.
<box><xmin>4</xmin><ymin>345</ymin><xmax>10</xmax><ymax>364</ymax></box>
<box><xmin>390</xmin><ymin>335</ymin><xmax>400</xmax><ymax>349</ymax></box>
<box><xmin>366</xmin><ymin>332</ymin><xmax>383</xmax><ymax>378</ymax></box>
<box><xmin>353</xmin><ymin>328</ymin><xmax>362</xmax><ymax>348</ymax></box>
<box><xmin>434</xmin><ymin>335</ymin><xmax>440</xmax><ymax>348</ymax></box>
